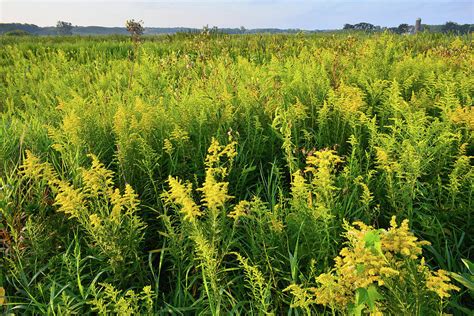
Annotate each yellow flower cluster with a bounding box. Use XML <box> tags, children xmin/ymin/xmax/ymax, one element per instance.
<box><xmin>449</xmin><ymin>106</ymin><xmax>474</xmax><ymax>130</ymax></box>
<box><xmin>0</xmin><ymin>287</ymin><xmax>5</xmax><ymax>305</ymax></box>
<box><xmin>165</xmin><ymin>137</ymin><xmax>237</xmax><ymax>222</ymax></box>
<box><xmin>20</xmin><ymin>151</ymin><xmax>145</xmax><ymax>270</ymax></box>
<box><xmin>165</xmin><ymin>176</ymin><xmax>202</xmax><ymax>222</ymax></box>
<box><xmin>228</xmin><ymin>200</ymin><xmax>251</xmax><ymax>220</ymax></box>
<box><xmin>423</xmin><ymin>266</ymin><xmax>460</xmax><ymax>299</ymax></box>
<box><xmin>290</xmin><ymin>149</ymin><xmax>342</xmax><ymax>219</ymax></box>
<box><xmin>200</xmin><ymin>138</ymin><xmax>236</xmax><ymax>210</ymax></box>
<box><xmin>331</xmin><ymin>83</ymin><xmax>365</xmax><ymax>117</ymax></box>
<box><xmin>198</xmin><ymin>171</ymin><xmax>232</xmax><ymax>211</ymax></box>
<box><xmin>21</xmin><ymin>150</ymin><xmax>58</xmax><ymax>185</ymax></box>
<box><xmin>163</xmin><ymin>125</ymin><xmax>190</xmax><ymax>155</ymax></box>
<box><xmin>89</xmin><ymin>214</ymin><xmax>102</xmax><ymax>228</ymax></box>
<box><xmin>54</xmin><ymin>180</ymin><xmax>86</xmax><ymax>219</ymax></box>
<box><xmin>81</xmin><ymin>154</ymin><xmax>115</xmax><ymax>196</ymax></box>
<box><xmin>286</xmin><ymin>216</ymin><xmax>459</xmax><ymax>312</ymax></box>
<box><xmin>382</xmin><ymin>216</ymin><xmax>430</xmax><ymax>260</ymax></box>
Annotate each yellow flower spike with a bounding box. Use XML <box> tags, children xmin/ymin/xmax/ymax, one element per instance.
<box><xmin>81</xmin><ymin>154</ymin><xmax>115</xmax><ymax>196</ymax></box>
<box><xmin>0</xmin><ymin>287</ymin><xmax>5</xmax><ymax>305</ymax></box>
<box><xmin>123</xmin><ymin>184</ymin><xmax>140</xmax><ymax>214</ymax></box>
<box><xmin>89</xmin><ymin>214</ymin><xmax>102</xmax><ymax>228</ymax></box>
<box><xmin>228</xmin><ymin>200</ymin><xmax>250</xmax><ymax>220</ymax></box>
<box><xmin>21</xmin><ymin>150</ymin><xmax>44</xmax><ymax>179</ymax></box>
<box><xmin>166</xmin><ymin>176</ymin><xmax>202</xmax><ymax>222</ymax></box>
<box><xmin>163</xmin><ymin>139</ymin><xmax>174</xmax><ymax>155</ymax></box>
<box><xmin>426</xmin><ymin>269</ymin><xmax>460</xmax><ymax>299</ymax></box>
<box><xmin>198</xmin><ymin>169</ymin><xmax>232</xmax><ymax>211</ymax></box>
<box><xmin>54</xmin><ymin>180</ymin><xmax>86</xmax><ymax>219</ymax></box>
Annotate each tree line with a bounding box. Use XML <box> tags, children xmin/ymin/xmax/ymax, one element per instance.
<box><xmin>1</xmin><ymin>20</ymin><xmax>472</xmax><ymax>36</ymax></box>
<box><xmin>343</xmin><ymin>21</ymin><xmax>473</xmax><ymax>34</ymax></box>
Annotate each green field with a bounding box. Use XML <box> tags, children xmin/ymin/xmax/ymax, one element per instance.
<box><xmin>0</xmin><ymin>33</ymin><xmax>473</xmax><ymax>314</ymax></box>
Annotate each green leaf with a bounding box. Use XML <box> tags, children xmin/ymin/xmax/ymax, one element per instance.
<box><xmin>364</xmin><ymin>230</ymin><xmax>383</xmax><ymax>256</ymax></box>
<box><xmin>450</xmin><ymin>272</ymin><xmax>474</xmax><ymax>291</ymax></box>
<box><xmin>461</xmin><ymin>259</ymin><xmax>474</xmax><ymax>274</ymax></box>
<box><xmin>356</xmin><ymin>287</ymin><xmax>369</xmax><ymax>305</ymax></box>
<box><xmin>366</xmin><ymin>285</ymin><xmax>383</xmax><ymax>311</ymax></box>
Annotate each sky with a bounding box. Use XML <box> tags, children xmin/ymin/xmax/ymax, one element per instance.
<box><xmin>1</xmin><ymin>0</ymin><xmax>473</xmax><ymax>29</ymax></box>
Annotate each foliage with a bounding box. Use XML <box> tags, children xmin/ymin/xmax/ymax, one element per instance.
<box><xmin>56</xmin><ymin>21</ymin><xmax>73</xmax><ymax>35</ymax></box>
<box><xmin>285</xmin><ymin>217</ymin><xmax>459</xmax><ymax>314</ymax></box>
<box><xmin>0</xmin><ymin>32</ymin><xmax>472</xmax><ymax>314</ymax></box>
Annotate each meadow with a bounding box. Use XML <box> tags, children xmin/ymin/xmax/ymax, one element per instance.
<box><xmin>0</xmin><ymin>32</ymin><xmax>473</xmax><ymax>314</ymax></box>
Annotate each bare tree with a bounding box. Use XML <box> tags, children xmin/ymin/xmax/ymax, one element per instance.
<box><xmin>125</xmin><ymin>19</ymin><xmax>144</xmax><ymax>89</ymax></box>
<box><xmin>125</xmin><ymin>19</ymin><xmax>144</xmax><ymax>43</ymax></box>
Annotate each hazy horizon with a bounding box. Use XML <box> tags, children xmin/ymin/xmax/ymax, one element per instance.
<box><xmin>1</xmin><ymin>0</ymin><xmax>473</xmax><ymax>29</ymax></box>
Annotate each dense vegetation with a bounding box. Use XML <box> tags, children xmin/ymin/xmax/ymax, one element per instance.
<box><xmin>0</xmin><ymin>32</ymin><xmax>473</xmax><ymax>314</ymax></box>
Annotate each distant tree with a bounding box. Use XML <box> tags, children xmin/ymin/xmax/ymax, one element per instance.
<box><xmin>126</xmin><ymin>19</ymin><xmax>144</xmax><ymax>42</ymax></box>
<box><xmin>441</xmin><ymin>21</ymin><xmax>474</xmax><ymax>34</ymax></box>
<box><xmin>240</xmin><ymin>26</ymin><xmax>246</xmax><ymax>34</ymax></box>
<box><xmin>354</xmin><ymin>22</ymin><xmax>375</xmax><ymax>31</ymax></box>
<box><xmin>460</xmin><ymin>24</ymin><xmax>473</xmax><ymax>34</ymax></box>
<box><xmin>343</xmin><ymin>24</ymin><xmax>355</xmax><ymax>30</ymax></box>
<box><xmin>442</xmin><ymin>21</ymin><xmax>459</xmax><ymax>33</ymax></box>
<box><xmin>397</xmin><ymin>24</ymin><xmax>410</xmax><ymax>34</ymax></box>
<box><xmin>56</xmin><ymin>21</ymin><xmax>73</xmax><ymax>35</ymax></box>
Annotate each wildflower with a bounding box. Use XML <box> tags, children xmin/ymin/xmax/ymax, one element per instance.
<box><xmin>0</xmin><ymin>287</ymin><xmax>5</xmax><ymax>305</ymax></box>
<box><xmin>228</xmin><ymin>200</ymin><xmax>250</xmax><ymax>220</ymax></box>
<box><xmin>426</xmin><ymin>269</ymin><xmax>460</xmax><ymax>299</ymax></box>
<box><xmin>21</xmin><ymin>150</ymin><xmax>45</xmax><ymax>179</ymax></box>
<box><xmin>165</xmin><ymin>176</ymin><xmax>202</xmax><ymax>222</ymax></box>
<box><xmin>286</xmin><ymin>217</ymin><xmax>446</xmax><ymax>313</ymax></box>
<box><xmin>142</xmin><ymin>286</ymin><xmax>152</xmax><ymax>296</ymax></box>
<box><xmin>163</xmin><ymin>139</ymin><xmax>173</xmax><ymax>155</ymax></box>
<box><xmin>54</xmin><ymin>181</ymin><xmax>86</xmax><ymax>219</ymax></box>
<box><xmin>89</xmin><ymin>214</ymin><xmax>102</xmax><ymax>228</ymax></box>
<box><xmin>204</xmin><ymin>137</ymin><xmax>237</xmax><ymax>170</ymax></box>
<box><xmin>198</xmin><ymin>169</ymin><xmax>232</xmax><ymax>211</ymax></box>
<box><xmin>382</xmin><ymin>216</ymin><xmax>430</xmax><ymax>259</ymax></box>
<box><xmin>170</xmin><ymin>125</ymin><xmax>190</xmax><ymax>143</ymax></box>
<box><xmin>82</xmin><ymin>154</ymin><xmax>114</xmax><ymax>196</ymax></box>
<box><xmin>123</xmin><ymin>184</ymin><xmax>140</xmax><ymax>215</ymax></box>
<box><xmin>62</xmin><ymin>112</ymin><xmax>82</xmax><ymax>147</ymax></box>
<box><xmin>449</xmin><ymin>106</ymin><xmax>474</xmax><ymax>130</ymax></box>
<box><xmin>284</xmin><ymin>284</ymin><xmax>318</xmax><ymax>309</ymax></box>
<box><xmin>110</xmin><ymin>188</ymin><xmax>124</xmax><ymax>222</ymax></box>
<box><xmin>290</xmin><ymin>170</ymin><xmax>310</xmax><ymax>209</ymax></box>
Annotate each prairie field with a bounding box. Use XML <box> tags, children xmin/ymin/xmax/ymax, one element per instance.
<box><xmin>0</xmin><ymin>33</ymin><xmax>473</xmax><ymax>314</ymax></box>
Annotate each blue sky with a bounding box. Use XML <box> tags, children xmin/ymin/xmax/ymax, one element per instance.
<box><xmin>1</xmin><ymin>0</ymin><xmax>473</xmax><ymax>29</ymax></box>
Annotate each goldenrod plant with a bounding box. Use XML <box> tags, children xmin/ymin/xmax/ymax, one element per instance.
<box><xmin>285</xmin><ymin>217</ymin><xmax>460</xmax><ymax>314</ymax></box>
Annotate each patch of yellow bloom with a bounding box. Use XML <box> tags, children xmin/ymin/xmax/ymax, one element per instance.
<box><xmin>424</xmin><ymin>267</ymin><xmax>460</xmax><ymax>299</ymax></box>
<box><xmin>290</xmin><ymin>149</ymin><xmax>342</xmax><ymax>220</ymax></box>
<box><xmin>81</xmin><ymin>154</ymin><xmax>114</xmax><ymax>196</ymax></box>
<box><xmin>228</xmin><ymin>200</ymin><xmax>251</xmax><ymax>220</ymax></box>
<box><xmin>198</xmin><ymin>169</ymin><xmax>232</xmax><ymax>211</ymax></box>
<box><xmin>382</xmin><ymin>216</ymin><xmax>430</xmax><ymax>260</ymax></box>
<box><xmin>20</xmin><ymin>151</ymin><xmax>145</xmax><ymax>271</ymax></box>
<box><xmin>163</xmin><ymin>138</ymin><xmax>174</xmax><ymax>155</ymax></box>
<box><xmin>164</xmin><ymin>137</ymin><xmax>237</xmax><ymax>222</ymax></box>
<box><xmin>54</xmin><ymin>180</ymin><xmax>86</xmax><ymax>219</ymax></box>
<box><xmin>0</xmin><ymin>287</ymin><xmax>5</xmax><ymax>305</ymax></box>
<box><xmin>285</xmin><ymin>216</ymin><xmax>459</xmax><ymax>313</ymax></box>
<box><xmin>165</xmin><ymin>176</ymin><xmax>202</xmax><ymax>222</ymax></box>
<box><xmin>449</xmin><ymin>106</ymin><xmax>474</xmax><ymax>130</ymax></box>
<box><xmin>89</xmin><ymin>214</ymin><xmax>102</xmax><ymax>228</ymax></box>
